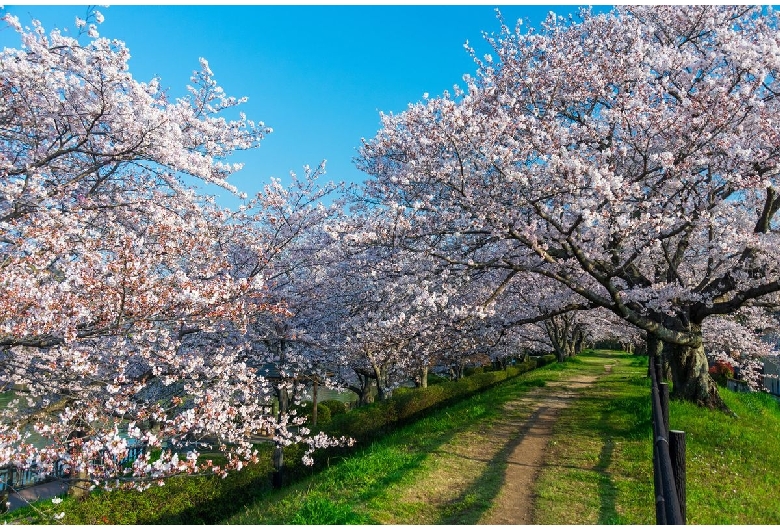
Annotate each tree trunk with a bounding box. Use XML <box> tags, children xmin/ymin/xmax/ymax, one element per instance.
<box><xmin>348</xmin><ymin>369</ymin><xmax>374</xmax><ymax>407</ymax></box>
<box><xmin>67</xmin><ymin>421</ymin><xmax>90</xmax><ymax>499</ymax></box>
<box><xmin>418</xmin><ymin>366</ymin><xmax>428</xmax><ymax>388</ymax></box>
<box><xmin>373</xmin><ymin>363</ymin><xmax>388</xmax><ymax>401</ymax></box>
<box><xmin>311</xmin><ymin>377</ymin><xmax>318</xmax><ymax>427</ymax></box>
<box><xmin>451</xmin><ymin>360</ymin><xmax>465</xmax><ymax>380</ymax></box>
<box><xmin>662</xmin><ymin>325</ymin><xmax>728</xmax><ymax>411</ymax></box>
<box><xmin>574</xmin><ymin>330</ymin><xmax>585</xmax><ymax>355</ymax></box>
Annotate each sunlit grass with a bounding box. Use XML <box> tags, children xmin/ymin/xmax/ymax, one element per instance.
<box><xmin>224</xmin><ymin>364</ymin><xmax>572</xmax><ymax>524</ymax></box>
<box><xmin>534</xmin><ymin>350</ymin><xmax>780</xmax><ymax>525</ymax></box>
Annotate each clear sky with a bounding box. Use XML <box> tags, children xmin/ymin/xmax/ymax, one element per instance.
<box><xmin>0</xmin><ymin>4</ymin><xmax>610</xmax><ymax>209</ymax></box>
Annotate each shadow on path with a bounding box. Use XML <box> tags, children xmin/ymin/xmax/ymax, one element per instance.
<box><xmin>436</xmin><ymin>405</ymin><xmax>550</xmax><ymax>524</ymax></box>
<box><xmin>434</xmin><ymin>378</ymin><xmax>593</xmax><ymax>525</ymax></box>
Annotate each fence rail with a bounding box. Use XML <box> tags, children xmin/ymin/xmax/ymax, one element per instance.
<box><xmin>649</xmin><ymin>349</ymin><xmax>686</xmax><ymax>525</ymax></box>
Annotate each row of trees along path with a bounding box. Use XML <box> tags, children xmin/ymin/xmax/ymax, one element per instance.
<box><xmin>5</xmin><ymin>4</ymin><xmax>780</xmax><ymax>503</ymax></box>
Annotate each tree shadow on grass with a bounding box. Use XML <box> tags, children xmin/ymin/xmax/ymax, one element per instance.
<box><xmin>144</xmin><ymin>382</ymin><xmax>527</xmax><ymax>524</ymax></box>
<box><xmin>436</xmin><ymin>390</ymin><xmax>584</xmax><ymax>525</ymax></box>
<box><xmin>596</xmin><ymin>436</ymin><xmax>621</xmax><ymax>524</ymax></box>
<box><xmin>139</xmin><ymin>373</ymin><xmax>588</xmax><ymax>524</ymax></box>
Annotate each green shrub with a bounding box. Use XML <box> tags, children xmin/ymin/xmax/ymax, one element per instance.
<box><xmin>426</xmin><ymin>373</ymin><xmax>449</xmax><ymax>385</ymax></box>
<box><xmin>393</xmin><ymin>385</ymin><xmax>448</xmax><ymax>419</ymax></box>
<box><xmin>533</xmin><ymin>355</ymin><xmax>557</xmax><ymax>367</ymax></box>
<box><xmin>318</xmin><ymin>405</ymin><xmax>332</xmax><ymax>424</ymax></box>
<box><xmin>464</xmin><ymin>366</ymin><xmax>484</xmax><ymax>376</ymax></box>
<box><xmin>515</xmin><ymin>360</ymin><xmax>537</xmax><ymax>373</ymax></box>
<box><xmin>298</xmin><ymin>402</ymin><xmax>332</xmax><ymax>425</ymax></box>
<box><xmin>320</xmin><ymin>399</ymin><xmax>347</xmax><ymax>417</ymax></box>
<box><xmin>324</xmin><ymin>359</ymin><xmax>541</xmax><ymax>444</ymax></box>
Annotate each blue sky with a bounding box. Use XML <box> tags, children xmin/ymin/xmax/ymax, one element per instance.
<box><xmin>1</xmin><ymin>4</ymin><xmax>608</xmax><ymax>209</ymax></box>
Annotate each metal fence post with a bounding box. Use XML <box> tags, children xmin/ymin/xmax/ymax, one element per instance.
<box><xmin>670</xmin><ymin>430</ymin><xmax>687</xmax><ymax>523</ymax></box>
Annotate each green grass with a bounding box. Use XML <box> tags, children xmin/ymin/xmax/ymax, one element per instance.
<box><xmin>672</xmin><ymin>390</ymin><xmax>780</xmax><ymax>524</ymax></box>
<box><xmin>0</xmin><ymin>362</ymin><xmax>551</xmax><ymax>525</ymax></box>
<box><xmin>533</xmin><ymin>349</ymin><xmax>780</xmax><ymax>525</ymax></box>
<box><xmin>533</xmin><ymin>350</ymin><xmax>654</xmax><ymax>524</ymax></box>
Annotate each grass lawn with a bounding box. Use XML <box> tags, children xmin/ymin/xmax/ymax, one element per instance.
<box><xmin>533</xmin><ymin>350</ymin><xmax>780</xmax><ymax>524</ymax></box>
<box><xmin>222</xmin><ymin>357</ymin><xmax>603</xmax><ymax>524</ymax></box>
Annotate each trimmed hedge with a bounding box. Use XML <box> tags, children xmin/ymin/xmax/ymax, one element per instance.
<box><xmin>324</xmin><ymin>359</ymin><xmax>539</xmax><ymax>442</ymax></box>
<box><xmin>533</xmin><ymin>354</ymin><xmax>557</xmax><ymax>367</ymax></box>
<box><xmin>298</xmin><ymin>402</ymin><xmax>332</xmax><ymax>425</ymax></box>
<box><xmin>426</xmin><ymin>373</ymin><xmax>449</xmax><ymax>385</ymax></box>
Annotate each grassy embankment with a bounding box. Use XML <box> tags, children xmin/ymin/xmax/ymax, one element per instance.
<box><xmin>5</xmin><ymin>349</ymin><xmax>779</xmax><ymax>524</ymax></box>
<box><xmin>534</xmin><ymin>350</ymin><xmax>780</xmax><ymax>524</ymax></box>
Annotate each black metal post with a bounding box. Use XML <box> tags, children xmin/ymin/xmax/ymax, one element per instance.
<box><xmin>650</xmin><ymin>364</ymin><xmax>684</xmax><ymax>524</ymax></box>
<box><xmin>272</xmin><ymin>443</ymin><xmax>284</xmax><ymax>488</ymax></box>
<box><xmin>670</xmin><ymin>430</ymin><xmax>687</xmax><ymax>523</ymax></box>
<box><xmin>652</xmin><ymin>396</ymin><xmax>666</xmax><ymax>524</ymax></box>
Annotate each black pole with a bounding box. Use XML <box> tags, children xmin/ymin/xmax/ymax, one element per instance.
<box><xmin>650</xmin><ymin>363</ymin><xmax>684</xmax><ymax>524</ymax></box>
<box><xmin>652</xmin><ymin>397</ymin><xmax>666</xmax><ymax>524</ymax></box>
<box><xmin>650</xmin><ymin>353</ymin><xmax>664</xmax><ymax>523</ymax></box>
<box><xmin>655</xmin><ymin>352</ymin><xmax>664</xmax><ymax>384</ymax></box>
<box><xmin>670</xmin><ymin>430</ymin><xmax>687</xmax><ymax>523</ymax></box>
<box><xmin>272</xmin><ymin>443</ymin><xmax>284</xmax><ymax>488</ymax></box>
<box><xmin>660</xmin><ymin>382</ymin><xmax>670</xmax><ymax>434</ymax></box>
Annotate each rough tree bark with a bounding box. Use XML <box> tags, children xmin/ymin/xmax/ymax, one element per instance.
<box><xmin>646</xmin><ymin>324</ymin><xmax>727</xmax><ymax>411</ymax></box>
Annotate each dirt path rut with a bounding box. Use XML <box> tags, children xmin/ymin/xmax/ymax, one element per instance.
<box><xmin>478</xmin><ymin>374</ymin><xmax>599</xmax><ymax>524</ymax></box>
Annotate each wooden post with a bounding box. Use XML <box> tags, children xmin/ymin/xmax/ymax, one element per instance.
<box><xmin>670</xmin><ymin>430</ymin><xmax>687</xmax><ymax>523</ymax></box>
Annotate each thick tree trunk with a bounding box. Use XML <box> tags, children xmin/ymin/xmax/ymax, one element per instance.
<box><xmin>348</xmin><ymin>369</ymin><xmax>374</xmax><ymax>406</ymax></box>
<box><xmin>666</xmin><ymin>340</ymin><xmax>726</xmax><ymax>410</ymax></box>
<box><xmin>658</xmin><ymin>325</ymin><xmax>728</xmax><ymax>411</ymax></box>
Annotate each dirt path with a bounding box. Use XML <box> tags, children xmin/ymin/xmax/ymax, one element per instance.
<box><xmin>478</xmin><ymin>374</ymin><xmax>599</xmax><ymax>524</ymax></box>
<box><xmin>388</xmin><ymin>368</ymin><xmax>607</xmax><ymax>525</ymax></box>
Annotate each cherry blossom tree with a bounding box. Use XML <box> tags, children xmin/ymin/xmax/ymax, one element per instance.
<box><xmin>358</xmin><ymin>5</ymin><xmax>780</xmax><ymax>409</ymax></box>
<box><xmin>0</xmin><ymin>11</ymin><xmax>347</xmax><ymax>496</ymax></box>
<box><xmin>702</xmin><ymin>307</ymin><xmax>780</xmax><ymax>391</ymax></box>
